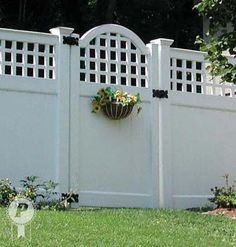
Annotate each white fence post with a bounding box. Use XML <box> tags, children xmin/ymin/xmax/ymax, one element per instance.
<box><xmin>50</xmin><ymin>27</ymin><xmax>74</xmax><ymax>193</ymax></box>
<box><xmin>149</xmin><ymin>38</ymin><xmax>174</xmax><ymax>208</ymax></box>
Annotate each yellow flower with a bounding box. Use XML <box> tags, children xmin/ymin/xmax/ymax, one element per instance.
<box><xmin>114</xmin><ymin>90</ymin><xmax>122</xmax><ymax>98</ymax></box>
<box><xmin>92</xmin><ymin>104</ymin><xmax>101</xmax><ymax>113</ymax></box>
<box><xmin>116</xmin><ymin>96</ymin><xmax>125</xmax><ymax>103</ymax></box>
<box><xmin>129</xmin><ymin>95</ymin><xmax>137</xmax><ymax>103</ymax></box>
<box><xmin>98</xmin><ymin>88</ymin><xmax>106</xmax><ymax>97</ymax></box>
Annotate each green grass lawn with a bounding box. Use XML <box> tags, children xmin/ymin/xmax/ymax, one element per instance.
<box><xmin>0</xmin><ymin>207</ymin><xmax>235</xmax><ymax>247</ymax></box>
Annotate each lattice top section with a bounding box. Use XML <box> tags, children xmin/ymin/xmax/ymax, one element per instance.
<box><xmin>170</xmin><ymin>48</ymin><xmax>236</xmax><ymax>98</ymax></box>
<box><xmin>0</xmin><ymin>39</ymin><xmax>56</xmax><ymax>79</ymax></box>
<box><xmin>79</xmin><ymin>31</ymin><xmax>148</xmax><ymax>88</ymax></box>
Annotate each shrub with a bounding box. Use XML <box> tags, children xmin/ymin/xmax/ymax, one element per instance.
<box><xmin>0</xmin><ymin>178</ymin><xmax>16</xmax><ymax>206</ymax></box>
<box><xmin>209</xmin><ymin>173</ymin><xmax>236</xmax><ymax>208</ymax></box>
<box><xmin>0</xmin><ymin>176</ymin><xmax>78</xmax><ymax>210</ymax></box>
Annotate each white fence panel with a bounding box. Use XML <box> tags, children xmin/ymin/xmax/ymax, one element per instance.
<box><xmin>0</xmin><ymin>28</ymin><xmax>60</xmax><ymax>188</ymax></box>
<box><xmin>159</xmin><ymin>46</ymin><xmax>236</xmax><ymax>208</ymax></box>
<box><xmin>167</xmin><ymin>93</ymin><xmax>236</xmax><ymax>208</ymax></box>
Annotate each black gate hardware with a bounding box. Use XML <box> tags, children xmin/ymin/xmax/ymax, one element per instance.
<box><xmin>63</xmin><ymin>36</ymin><xmax>79</xmax><ymax>46</ymax></box>
<box><xmin>61</xmin><ymin>193</ymin><xmax>79</xmax><ymax>203</ymax></box>
<box><xmin>152</xmin><ymin>89</ymin><xmax>168</xmax><ymax>99</ymax></box>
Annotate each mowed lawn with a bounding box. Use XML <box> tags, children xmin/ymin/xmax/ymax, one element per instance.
<box><xmin>0</xmin><ymin>207</ymin><xmax>235</xmax><ymax>247</ymax></box>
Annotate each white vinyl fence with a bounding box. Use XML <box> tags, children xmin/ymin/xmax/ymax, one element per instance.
<box><xmin>1</xmin><ymin>24</ymin><xmax>236</xmax><ymax>208</ymax></box>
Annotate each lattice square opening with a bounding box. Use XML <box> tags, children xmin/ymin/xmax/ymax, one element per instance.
<box><xmin>100</xmin><ymin>50</ymin><xmax>106</xmax><ymax>59</ymax></box>
<box><xmin>196</xmin><ymin>85</ymin><xmax>202</xmax><ymax>93</ymax></box>
<box><xmin>16</xmin><ymin>42</ymin><xmax>23</xmax><ymax>50</ymax></box>
<box><xmin>120</xmin><ymin>41</ymin><xmax>127</xmax><ymax>49</ymax></box>
<box><xmin>196</xmin><ymin>73</ymin><xmax>202</xmax><ymax>82</ymax></box>
<box><xmin>110</xmin><ymin>40</ymin><xmax>116</xmax><ymax>47</ymax></box>
<box><xmin>131</xmin><ymin>53</ymin><xmax>136</xmax><ymax>62</ymax></box>
<box><xmin>27</xmin><ymin>68</ymin><xmax>33</xmax><ymax>77</ymax></box>
<box><xmin>186</xmin><ymin>84</ymin><xmax>192</xmax><ymax>92</ymax></box>
<box><xmin>177</xmin><ymin>71</ymin><xmax>182</xmax><ymax>80</ymax></box>
<box><xmin>90</xmin><ymin>49</ymin><xmax>96</xmax><ymax>58</ymax></box>
<box><xmin>5</xmin><ymin>52</ymin><xmax>11</xmax><ymax>62</ymax></box>
<box><xmin>49</xmin><ymin>57</ymin><xmax>54</xmax><ymax>66</ymax></box>
<box><xmin>186</xmin><ymin>72</ymin><xmax>192</xmax><ymax>81</ymax></box>
<box><xmin>100</xmin><ymin>75</ymin><xmax>106</xmax><ymax>83</ymax></box>
<box><xmin>49</xmin><ymin>45</ymin><xmax>54</xmax><ymax>54</ymax></box>
<box><xmin>196</xmin><ymin>62</ymin><xmax>202</xmax><ymax>70</ymax></box>
<box><xmin>121</xmin><ymin>77</ymin><xmax>127</xmax><ymax>85</ymax></box>
<box><xmin>141</xmin><ymin>67</ymin><xmax>146</xmax><ymax>76</ymax></box>
<box><xmin>121</xmin><ymin>52</ymin><xmax>126</xmax><ymax>61</ymax></box>
<box><xmin>121</xmin><ymin>65</ymin><xmax>126</xmax><ymax>73</ymax></box>
<box><xmin>5</xmin><ymin>41</ymin><xmax>12</xmax><ymax>49</ymax></box>
<box><xmin>131</xmin><ymin>78</ymin><xmax>136</xmax><ymax>86</ymax></box>
<box><xmin>111</xmin><ymin>76</ymin><xmax>116</xmax><ymax>84</ymax></box>
<box><xmin>5</xmin><ymin>65</ymin><xmax>11</xmax><ymax>74</ymax></box>
<box><xmin>110</xmin><ymin>64</ymin><xmax>116</xmax><ymax>72</ymax></box>
<box><xmin>80</xmin><ymin>48</ymin><xmax>85</xmax><ymax>57</ymax></box>
<box><xmin>38</xmin><ymin>44</ymin><xmax>45</xmax><ymax>52</ymax></box>
<box><xmin>90</xmin><ymin>74</ymin><xmax>96</xmax><ymax>82</ymax></box>
<box><xmin>16</xmin><ymin>53</ymin><xmax>23</xmax><ymax>63</ymax></box>
<box><xmin>100</xmin><ymin>38</ymin><xmax>106</xmax><ymax>46</ymax></box>
<box><xmin>49</xmin><ymin>70</ymin><xmax>53</xmax><ymax>79</ymax></box>
<box><xmin>27</xmin><ymin>43</ymin><xmax>34</xmax><ymax>51</ymax></box>
<box><xmin>186</xmin><ymin>60</ymin><xmax>192</xmax><ymax>69</ymax></box>
<box><xmin>16</xmin><ymin>66</ymin><xmax>22</xmax><ymax>76</ymax></box>
<box><xmin>110</xmin><ymin>51</ymin><xmax>116</xmax><ymax>60</ymax></box>
<box><xmin>141</xmin><ymin>55</ymin><xmax>146</xmax><ymax>64</ymax></box>
<box><xmin>27</xmin><ymin>55</ymin><xmax>34</xmax><ymax>64</ymax></box>
<box><xmin>100</xmin><ymin>63</ymin><xmax>106</xmax><ymax>71</ymax></box>
<box><xmin>141</xmin><ymin>79</ymin><xmax>146</xmax><ymax>87</ymax></box>
<box><xmin>176</xmin><ymin>59</ymin><xmax>182</xmax><ymax>67</ymax></box>
<box><xmin>177</xmin><ymin>83</ymin><xmax>182</xmax><ymax>91</ymax></box>
<box><xmin>38</xmin><ymin>69</ymin><xmax>44</xmax><ymax>78</ymax></box>
<box><xmin>90</xmin><ymin>61</ymin><xmax>95</xmax><ymax>70</ymax></box>
<box><xmin>80</xmin><ymin>60</ymin><xmax>85</xmax><ymax>69</ymax></box>
<box><xmin>80</xmin><ymin>73</ymin><xmax>85</xmax><ymax>81</ymax></box>
<box><xmin>131</xmin><ymin>66</ymin><xmax>136</xmax><ymax>74</ymax></box>
<box><xmin>38</xmin><ymin>56</ymin><xmax>45</xmax><ymax>65</ymax></box>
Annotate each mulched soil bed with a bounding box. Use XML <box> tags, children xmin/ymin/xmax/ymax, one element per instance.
<box><xmin>203</xmin><ymin>208</ymin><xmax>236</xmax><ymax>219</ymax></box>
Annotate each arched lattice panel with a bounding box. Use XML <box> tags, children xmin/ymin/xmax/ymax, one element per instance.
<box><xmin>79</xmin><ymin>24</ymin><xmax>149</xmax><ymax>88</ymax></box>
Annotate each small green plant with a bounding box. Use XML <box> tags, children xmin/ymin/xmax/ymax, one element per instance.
<box><xmin>209</xmin><ymin>173</ymin><xmax>236</xmax><ymax>208</ymax></box>
<box><xmin>20</xmin><ymin>175</ymin><xmax>41</xmax><ymax>201</ymax></box>
<box><xmin>0</xmin><ymin>178</ymin><xmax>16</xmax><ymax>206</ymax></box>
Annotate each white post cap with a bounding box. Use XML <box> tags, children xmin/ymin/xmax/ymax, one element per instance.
<box><xmin>150</xmin><ymin>38</ymin><xmax>174</xmax><ymax>46</ymax></box>
<box><xmin>49</xmin><ymin>27</ymin><xmax>74</xmax><ymax>36</ymax></box>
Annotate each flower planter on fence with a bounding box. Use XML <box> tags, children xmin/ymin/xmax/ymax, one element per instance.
<box><xmin>102</xmin><ymin>102</ymin><xmax>134</xmax><ymax>120</ymax></box>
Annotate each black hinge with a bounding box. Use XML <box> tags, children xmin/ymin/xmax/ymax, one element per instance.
<box><xmin>153</xmin><ymin>89</ymin><xmax>168</xmax><ymax>99</ymax></box>
<box><xmin>61</xmin><ymin>193</ymin><xmax>79</xmax><ymax>203</ymax></box>
<box><xmin>63</xmin><ymin>36</ymin><xmax>79</xmax><ymax>46</ymax></box>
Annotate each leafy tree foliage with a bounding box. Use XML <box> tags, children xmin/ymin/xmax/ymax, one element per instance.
<box><xmin>0</xmin><ymin>0</ymin><xmax>201</xmax><ymax>49</ymax></box>
<box><xmin>195</xmin><ymin>0</ymin><xmax>236</xmax><ymax>83</ymax></box>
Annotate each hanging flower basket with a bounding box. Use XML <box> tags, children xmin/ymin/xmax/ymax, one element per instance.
<box><xmin>102</xmin><ymin>102</ymin><xmax>134</xmax><ymax>120</ymax></box>
<box><xmin>91</xmin><ymin>87</ymin><xmax>141</xmax><ymax>120</ymax></box>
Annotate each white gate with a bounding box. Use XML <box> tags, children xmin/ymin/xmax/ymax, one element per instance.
<box><xmin>69</xmin><ymin>24</ymin><xmax>158</xmax><ymax>207</ymax></box>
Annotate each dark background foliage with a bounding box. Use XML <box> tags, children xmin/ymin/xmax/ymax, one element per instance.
<box><xmin>0</xmin><ymin>0</ymin><xmax>202</xmax><ymax>49</ymax></box>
